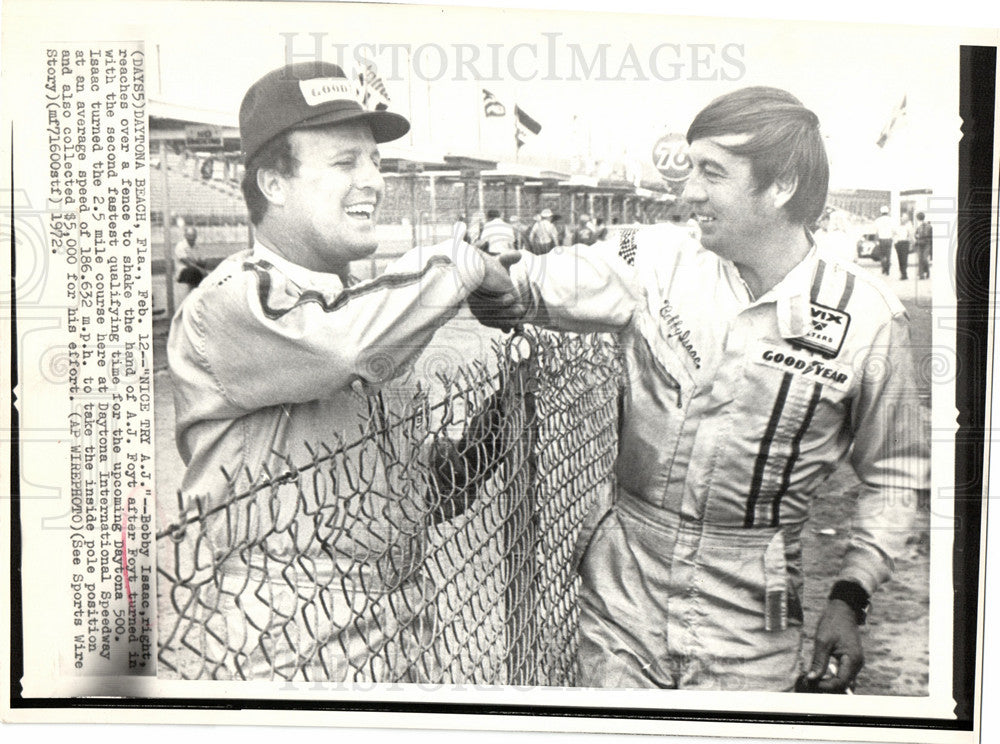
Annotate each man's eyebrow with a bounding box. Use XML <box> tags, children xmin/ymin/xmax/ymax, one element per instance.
<box><xmin>325</xmin><ymin>146</ymin><xmax>362</xmax><ymax>158</ymax></box>
<box><xmin>694</xmin><ymin>155</ymin><xmax>728</xmax><ymax>173</ymax></box>
<box><xmin>324</xmin><ymin>145</ymin><xmax>380</xmax><ymax>158</ymax></box>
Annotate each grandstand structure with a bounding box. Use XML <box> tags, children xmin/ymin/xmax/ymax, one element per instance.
<box><xmin>825</xmin><ymin>187</ymin><xmax>936</xmax><ymax>243</ymax></box>
<box><xmin>150</xmin><ymin>100</ymin><xmax>675</xmax><ymax>316</ymax></box>
<box><xmin>826</xmin><ymin>188</ymin><xmax>894</xmax><ymax>220</ymax></box>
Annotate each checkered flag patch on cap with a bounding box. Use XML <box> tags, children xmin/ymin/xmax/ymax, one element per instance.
<box><xmin>618</xmin><ymin>228</ymin><xmax>638</xmax><ymax>266</ymax></box>
<box><xmin>355</xmin><ymin>60</ymin><xmax>390</xmax><ymax>111</ymax></box>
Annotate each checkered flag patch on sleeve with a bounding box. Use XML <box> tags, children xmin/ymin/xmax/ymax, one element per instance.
<box><xmin>618</xmin><ymin>228</ymin><xmax>638</xmax><ymax>266</ymax></box>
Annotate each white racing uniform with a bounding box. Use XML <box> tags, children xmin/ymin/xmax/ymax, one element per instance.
<box><xmin>509</xmin><ymin>224</ymin><xmax>928</xmax><ymax>690</ymax></box>
<box><xmin>166</xmin><ymin>239</ymin><xmax>487</xmax><ymax>681</ymax></box>
<box><xmin>169</xmin><ymin>240</ymin><xmax>486</xmax><ymax>504</ymax></box>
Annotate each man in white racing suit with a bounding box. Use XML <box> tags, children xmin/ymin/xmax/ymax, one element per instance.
<box><xmin>166</xmin><ymin>61</ymin><xmax>515</xmax><ymax>681</ymax></box>
<box><xmin>469</xmin><ymin>86</ymin><xmax>928</xmax><ymax>692</ymax></box>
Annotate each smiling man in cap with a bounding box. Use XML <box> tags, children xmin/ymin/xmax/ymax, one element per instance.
<box><xmin>166</xmin><ymin>61</ymin><xmax>516</xmax><ymax>680</ymax></box>
<box><xmin>234</xmin><ymin>62</ymin><xmax>410</xmax><ymax>280</ymax></box>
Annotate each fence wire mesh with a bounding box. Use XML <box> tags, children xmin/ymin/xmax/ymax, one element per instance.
<box><xmin>157</xmin><ymin>329</ymin><xmax>622</xmax><ymax>685</ymax></box>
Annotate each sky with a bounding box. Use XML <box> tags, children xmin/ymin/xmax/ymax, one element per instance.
<box><xmin>8</xmin><ymin>0</ymin><xmax>990</xmax><ymax>193</ymax></box>
<box><xmin>133</xmin><ymin>0</ymin><xmax>985</xmax><ymax>193</ymax></box>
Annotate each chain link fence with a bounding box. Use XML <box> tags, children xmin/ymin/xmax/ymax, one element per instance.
<box><xmin>157</xmin><ymin>329</ymin><xmax>622</xmax><ymax>684</ymax></box>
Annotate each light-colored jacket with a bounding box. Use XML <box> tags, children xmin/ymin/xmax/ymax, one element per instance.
<box><xmin>168</xmin><ymin>240</ymin><xmax>486</xmax><ymax>510</ymax></box>
<box><xmin>509</xmin><ymin>223</ymin><xmax>928</xmax><ymax>597</ymax></box>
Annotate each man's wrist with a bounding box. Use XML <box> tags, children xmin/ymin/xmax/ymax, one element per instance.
<box><xmin>470</xmin><ymin>284</ymin><xmax>512</xmax><ymax>300</ymax></box>
<box><xmin>828</xmin><ymin>580</ymin><xmax>870</xmax><ymax>625</ymax></box>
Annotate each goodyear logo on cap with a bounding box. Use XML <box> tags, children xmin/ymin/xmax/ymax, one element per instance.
<box><xmin>754</xmin><ymin>343</ymin><xmax>854</xmax><ymax>393</ymax></box>
<box><xmin>299</xmin><ymin>77</ymin><xmax>358</xmax><ymax>106</ymax></box>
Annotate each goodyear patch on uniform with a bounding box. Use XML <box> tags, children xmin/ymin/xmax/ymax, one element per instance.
<box><xmin>754</xmin><ymin>343</ymin><xmax>854</xmax><ymax>393</ymax></box>
<box><xmin>790</xmin><ymin>302</ymin><xmax>851</xmax><ymax>358</ymax></box>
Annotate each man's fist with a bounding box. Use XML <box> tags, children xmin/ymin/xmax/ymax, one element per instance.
<box><xmin>426</xmin><ymin>393</ymin><xmax>508</xmax><ymax>522</ymax></box>
<box><xmin>468</xmin><ymin>251</ymin><xmax>527</xmax><ymax>332</ymax></box>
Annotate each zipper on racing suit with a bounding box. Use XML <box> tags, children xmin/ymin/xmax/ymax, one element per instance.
<box><xmin>661</xmin><ymin>369</ymin><xmax>683</xmax><ymax>409</ymax></box>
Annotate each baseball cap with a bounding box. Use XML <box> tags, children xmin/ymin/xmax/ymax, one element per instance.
<box><xmin>540</xmin><ymin>208</ymin><xmax>553</xmax><ymax>219</ymax></box>
<box><xmin>239</xmin><ymin>61</ymin><xmax>410</xmax><ymax>163</ymax></box>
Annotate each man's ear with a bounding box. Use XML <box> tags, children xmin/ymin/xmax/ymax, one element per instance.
<box><xmin>771</xmin><ymin>174</ymin><xmax>799</xmax><ymax>210</ymax></box>
<box><xmin>256</xmin><ymin>167</ymin><xmax>287</xmax><ymax>208</ymax></box>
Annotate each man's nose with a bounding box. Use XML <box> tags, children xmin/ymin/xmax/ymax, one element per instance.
<box><xmin>355</xmin><ymin>158</ymin><xmax>384</xmax><ymax>192</ymax></box>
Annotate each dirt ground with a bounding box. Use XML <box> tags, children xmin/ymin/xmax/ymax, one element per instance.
<box><xmin>799</xmin><ymin>467</ymin><xmax>930</xmax><ymax>695</ymax></box>
<box><xmin>152</xmin><ymin>255</ymin><xmax>933</xmax><ymax>695</ymax></box>
<box><xmin>799</xmin><ymin>260</ymin><xmax>932</xmax><ymax>696</ymax></box>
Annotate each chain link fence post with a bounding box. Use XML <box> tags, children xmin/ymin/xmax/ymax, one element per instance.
<box><xmin>503</xmin><ymin>337</ymin><xmax>540</xmax><ymax>685</ymax></box>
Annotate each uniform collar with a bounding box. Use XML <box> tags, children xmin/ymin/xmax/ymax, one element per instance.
<box><xmin>251</xmin><ymin>241</ymin><xmax>347</xmax><ymax>291</ymax></box>
<box><xmin>742</xmin><ymin>230</ymin><xmax>818</xmax><ymax>340</ymax></box>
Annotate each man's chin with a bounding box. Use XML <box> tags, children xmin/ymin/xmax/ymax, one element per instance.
<box><xmin>699</xmin><ymin>234</ymin><xmax>734</xmax><ymax>259</ymax></box>
<box><xmin>346</xmin><ymin>237</ymin><xmax>379</xmax><ymax>260</ymax></box>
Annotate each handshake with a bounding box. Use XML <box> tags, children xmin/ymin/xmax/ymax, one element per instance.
<box><xmin>468</xmin><ymin>250</ymin><xmax>528</xmax><ymax>333</ymax></box>
<box><xmin>421</xmin><ymin>242</ymin><xmax>529</xmax><ymax>522</ymax></box>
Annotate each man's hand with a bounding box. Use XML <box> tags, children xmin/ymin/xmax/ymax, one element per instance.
<box><xmin>805</xmin><ymin>599</ymin><xmax>864</xmax><ymax>692</ymax></box>
<box><xmin>426</xmin><ymin>392</ymin><xmax>507</xmax><ymax>523</ymax></box>
<box><xmin>468</xmin><ymin>251</ymin><xmax>526</xmax><ymax>332</ymax></box>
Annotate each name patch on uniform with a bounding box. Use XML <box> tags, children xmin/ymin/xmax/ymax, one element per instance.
<box><xmin>299</xmin><ymin>77</ymin><xmax>358</xmax><ymax>106</ymax></box>
<box><xmin>755</xmin><ymin>344</ymin><xmax>854</xmax><ymax>393</ymax></box>
<box><xmin>659</xmin><ymin>300</ymin><xmax>702</xmax><ymax>369</ymax></box>
<box><xmin>790</xmin><ymin>302</ymin><xmax>851</xmax><ymax>358</ymax></box>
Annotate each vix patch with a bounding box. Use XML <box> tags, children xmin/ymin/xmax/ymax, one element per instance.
<box><xmin>791</xmin><ymin>302</ymin><xmax>851</xmax><ymax>358</ymax></box>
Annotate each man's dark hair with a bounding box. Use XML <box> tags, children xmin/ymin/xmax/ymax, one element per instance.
<box><xmin>486</xmin><ymin>209</ymin><xmax>501</xmax><ymax>220</ymax></box>
<box><xmin>240</xmin><ymin>132</ymin><xmax>298</xmax><ymax>226</ymax></box>
<box><xmin>686</xmin><ymin>86</ymin><xmax>829</xmax><ymax>227</ymax></box>
<box><xmin>916</xmin><ymin>211</ymin><xmax>925</xmax><ymax>221</ymax></box>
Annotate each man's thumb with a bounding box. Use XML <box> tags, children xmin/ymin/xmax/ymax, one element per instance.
<box><xmin>808</xmin><ymin>640</ymin><xmax>832</xmax><ymax>680</ymax></box>
<box><xmin>451</xmin><ymin>221</ymin><xmax>468</xmax><ymax>246</ymax></box>
<box><xmin>498</xmin><ymin>251</ymin><xmax>522</xmax><ymax>269</ymax></box>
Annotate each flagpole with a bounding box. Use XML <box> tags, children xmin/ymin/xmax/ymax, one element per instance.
<box><xmin>406</xmin><ymin>48</ymin><xmax>414</xmax><ymax>146</ymax></box>
<box><xmin>476</xmin><ymin>86</ymin><xmax>482</xmax><ymax>155</ymax></box>
<box><xmin>514</xmin><ymin>105</ymin><xmax>519</xmax><ymax>164</ymax></box>
<box><xmin>426</xmin><ymin>77</ymin><xmax>432</xmax><ymax>151</ymax></box>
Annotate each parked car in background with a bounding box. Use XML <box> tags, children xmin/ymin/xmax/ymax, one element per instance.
<box><xmin>856</xmin><ymin>231</ymin><xmax>879</xmax><ymax>261</ymax></box>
